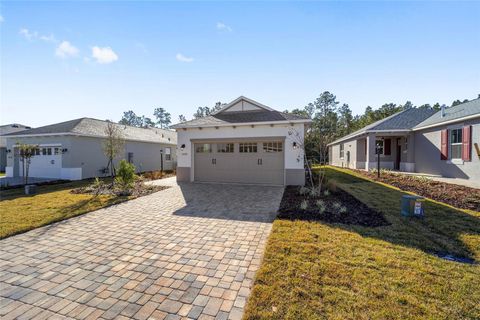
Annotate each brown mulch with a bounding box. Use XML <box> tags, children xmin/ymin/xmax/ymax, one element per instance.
<box><xmin>277</xmin><ymin>186</ymin><xmax>390</xmax><ymax>227</ymax></box>
<box><xmin>71</xmin><ymin>181</ymin><xmax>169</xmax><ymax>198</ymax></box>
<box><xmin>352</xmin><ymin>169</ymin><xmax>480</xmax><ymax>211</ymax></box>
<box><xmin>140</xmin><ymin>170</ymin><xmax>176</xmax><ymax>181</ymax></box>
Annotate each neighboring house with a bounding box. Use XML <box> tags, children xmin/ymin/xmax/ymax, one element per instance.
<box><xmin>328</xmin><ymin>98</ymin><xmax>480</xmax><ymax>182</ymax></box>
<box><xmin>0</xmin><ymin>124</ymin><xmax>32</xmax><ymax>172</ymax></box>
<box><xmin>171</xmin><ymin>96</ymin><xmax>311</xmax><ymax>186</ymax></box>
<box><xmin>3</xmin><ymin>118</ymin><xmax>176</xmax><ymax>180</ymax></box>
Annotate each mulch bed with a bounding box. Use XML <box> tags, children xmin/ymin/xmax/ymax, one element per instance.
<box><xmin>71</xmin><ymin>182</ymin><xmax>169</xmax><ymax>197</ymax></box>
<box><xmin>352</xmin><ymin>170</ymin><xmax>480</xmax><ymax>211</ymax></box>
<box><xmin>277</xmin><ymin>186</ymin><xmax>390</xmax><ymax>227</ymax></box>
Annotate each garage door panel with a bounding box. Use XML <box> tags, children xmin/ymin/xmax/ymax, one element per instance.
<box><xmin>194</xmin><ymin>141</ymin><xmax>284</xmax><ymax>185</ymax></box>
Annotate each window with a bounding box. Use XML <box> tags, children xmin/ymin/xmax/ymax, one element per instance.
<box><xmin>42</xmin><ymin>147</ymin><xmax>52</xmax><ymax>155</ymax></box>
<box><xmin>339</xmin><ymin>144</ymin><xmax>344</xmax><ymax>159</ymax></box>
<box><xmin>375</xmin><ymin>140</ymin><xmax>384</xmax><ymax>155</ymax></box>
<box><xmin>54</xmin><ymin>147</ymin><xmax>60</xmax><ymax>155</ymax></box>
<box><xmin>263</xmin><ymin>142</ymin><xmax>283</xmax><ymax>153</ymax></box>
<box><xmin>34</xmin><ymin>148</ymin><xmax>41</xmax><ymax>156</ymax></box>
<box><xmin>128</xmin><ymin>152</ymin><xmax>134</xmax><ymax>163</ymax></box>
<box><xmin>165</xmin><ymin>147</ymin><xmax>171</xmax><ymax>161</ymax></box>
<box><xmin>450</xmin><ymin>128</ymin><xmax>462</xmax><ymax>159</ymax></box>
<box><xmin>217</xmin><ymin>143</ymin><xmax>234</xmax><ymax>153</ymax></box>
<box><xmin>239</xmin><ymin>142</ymin><xmax>257</xmax><ymax>153</ymax></box>
<box><xmin>195</xmin><ymin>144</ymin><xmax>212</xmax><ymax>153</ymax></box>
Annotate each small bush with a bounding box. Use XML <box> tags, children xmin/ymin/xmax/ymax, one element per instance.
<box><xmin>309</xmin><ymin>187</ymin><xmax>321</xmax><ymax>198</ymax></box>
<box><xmin>115</xmin><ymin>160</ymin><xmax>137</xmax><ymax>192</ymax></box>
<box><xmin>327</xmin><ymin>179</ymin><xmax>337</xmax><ymax>193</ymax></box>
<box><xmin>316</xmin><ymin>199</ymin><xmax>326</xmax><ymax>214</ymax></box>
<box><xmin>339</xmin><ymin>206</ymin><xmax>348</xmax><ymax>214</ymax></box>
<box><xmin>299</xmin><ymin>186</ymin><xmax>309</xmax><ymax>196</ymax></box>
<box><xmin>323</xmin><ymin>189</ymin><xmax>330</xmax><ymax>197</ymax></box>
<box><xmin>300</xmin><ymin>199</ymin><xmax>309</xmax><ymax>210</ymax></box>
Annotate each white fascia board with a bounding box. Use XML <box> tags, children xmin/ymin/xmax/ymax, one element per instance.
<box><xmin>211</xmin><ymin>96</ymin><xmax>276</xmax><ymax>115</ymax></box>
<box><xmin>174</xmin><ymin>119</ymin><xmax>312</xmax><ymax>130</ymax></box>
<box><xmin>327</xmin><ymin>129</ymin><xmax>410</xmax><ymax>146</ymax></box>
<box><xmin>413</xmin><ymin>114</ymin><xmax>480</xmax><ymax>131</ymax></box>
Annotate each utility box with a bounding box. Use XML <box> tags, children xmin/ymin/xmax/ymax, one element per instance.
<box><xmin>401</xmin><ymin>195</ymin><xmax>424</xmax><ymax>218</ymax></box>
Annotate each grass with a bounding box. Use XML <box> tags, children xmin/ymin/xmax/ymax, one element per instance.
<box><xmin>0</xmin><ymin>172</ymin><xmax>5</xmax><ymax>177</ymax></box>
<box><xmin>0</xmin><ymin>180</ymin><xmax>129</xmax><ymax>239</ymax></box>
<box><xmin>244</xmin><ymin>166</ymin><xmax>480</xmax><ymax>320</ymax></box>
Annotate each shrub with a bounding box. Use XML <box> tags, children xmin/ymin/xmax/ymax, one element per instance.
<box><xmin>309</xmin><ymin>187</ymin><xmax>321</xmax><ymax>198</ymax></box>
<box><xmin>326</xmin><ymin>179</ymin><xmax>337</xmax><ymax>193</ymax></box>
<box><xmin>323</xmin><ymin>189</ymin><xmax>330</xmax><ymax>197</ymax></box>
<box><xmin>299</xmin><ymin>186</ymin><xmax>309</xmax><ymax>196</ymax></box>
<box><xmin>300</xmin><ymin>199</ymin><xmax>308</xmax><ymax>210</ymax></box>
<box><xmin>316</xmin><ymin>199</ymin><xmax>326</xmax><ymax>214</ymax></box>
<box><xmin>115</xmin><ymin>160</ymin><xmax>137</xmax><ymax>192</ymax></box>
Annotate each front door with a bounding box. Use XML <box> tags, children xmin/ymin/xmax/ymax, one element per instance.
<box><xmin>395</xmin><ymin>139</ymin><xmax>401</xmax><ymax>170</ymax></box>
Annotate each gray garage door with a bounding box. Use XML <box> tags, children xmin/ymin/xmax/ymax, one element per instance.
<box><xmin>194</xmin><ymin>141</ymin><xmax>284</xmax><ymax>185</ymax></box>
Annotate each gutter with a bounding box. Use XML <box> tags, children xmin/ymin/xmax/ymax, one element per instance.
<box><xmin>171</xmin><ymin>118</ymin><xmax>312</xmax><ymax>130</ymax></box>
<box><xmin>327</xmin><ymin>129</ymin><xmax>411</xmax><ymax>146</ymax></box>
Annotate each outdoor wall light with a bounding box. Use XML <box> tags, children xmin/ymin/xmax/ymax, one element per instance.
<box><xmin>62</xmin><ymin>148</ymin><xmax>68</xmax><ymax>153</ymax></box>
<box><xmin>180</xmin><ymin>144</ymin><xmax>186</xmax><ymax>151</ymax></box>
<box><xmin>293</xmin><ymin>142</ymin><xmax>298</xmax><ymax>149</ymax></box>
<box><xmin>160</xmin><ymin>149</ymin><xmax>164</xmax><ymax>154</ymax></box>
<box><xmin>6</xmin><ymin>149</ymin><xmax>11</xmax><ymax>153</ymax></box>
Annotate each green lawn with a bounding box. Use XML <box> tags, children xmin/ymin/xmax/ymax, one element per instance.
<box><xmin>0</xmin><ymin>180</ymin><xmax>128</xmax><ymax>239</ymax></box>
<box><xmin>244</xmin><ymin>166</ymin><xmax>480</xmax><ymax>320</ymax></box>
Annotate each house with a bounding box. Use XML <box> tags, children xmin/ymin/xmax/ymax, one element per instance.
<box><xmin>0</xmin><ymin>124</ymin><xmax>32</xmax><ymax>172</ymax></box>
<box><xmin>328</xmin><ymin>98</ymin><xmax>480</xmax><ymax>182</ymax></box>
<box><xmin>171</xmin><ymin>96</ymin><xmax>311</xmax><ymax>186</ymax></box>
<box><xmin>3</xmin><ymin>118</ymin><xmax>176</xmax><ymax>180</ymax></box>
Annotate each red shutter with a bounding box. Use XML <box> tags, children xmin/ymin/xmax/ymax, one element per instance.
<box><xmin>441</xmin><ymin>129</ymin><xmax>448</xmax><ymax>160</ymax></box>
<box><xmin>384</xmin><ymin>139</ymin><xmax>391</xmax><ymax>155</ymax></box>
<box><xmin>462</xmin><ymin>125</ymin><xmax>472</xmax><ymax>161</ymax></box>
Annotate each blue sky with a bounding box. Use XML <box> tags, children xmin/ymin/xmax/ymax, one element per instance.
<box><xmin>1</xmin><ymin>1</ymin><xmax>479</xmax><ymax>127</ymax></box>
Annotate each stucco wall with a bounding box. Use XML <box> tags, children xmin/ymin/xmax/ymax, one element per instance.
<box><xmin>414</xmin><ymin>118</ymin><xmax>480</xmax><ymax>181</ymax></box>
<box><xmin>176</xmin><ymin>123</ymin><xmax>305</xmax><ymax>183</ymax></box>
<box><xmin>329</xmin><ymin>137</ymin><xmax>359</xmax><ymax>169</ymax></box>
<box><xmin>6</xmin><ymin>135</ymin><xmax>176</xmax><ymax>180</ymax></box>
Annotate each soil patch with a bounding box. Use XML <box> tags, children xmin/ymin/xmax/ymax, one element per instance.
<box><xmin>277</xmin><ymin>186</ymin><xmax>389</xmax><ymax>227</ymax></box>
<box><xmin>352</xmin><ymin>169</ymin><xmax>480</xmax><ymax>211</ymax></box>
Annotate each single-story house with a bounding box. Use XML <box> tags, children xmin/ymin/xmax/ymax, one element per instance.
<box><xmin>328</xmin><ymin>98</ymin><xmax>480</xmax><ymax>182</ymax></box>
<box><xmin>0</xmin><ymin>123</ymin><xmax>31</xmax><ymax>172</ymax></box>
<box><xmin>171</xmin><ymin>96</ymin><xmax>311</xmax><ymax>186</ymax></box>
<box><xmin>3</xmin><ymin>118</ymin><xmax>177</xmax><ymax>180</ymax></box>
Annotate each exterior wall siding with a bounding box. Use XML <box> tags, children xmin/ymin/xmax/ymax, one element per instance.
<box><xmin>414</xmin><ymin>118</ymin><xmax>480</xmax><ymax>181</ymax></box>
<box><xmin>5</xmin><ymin>135</ymin><xmax>176</xmax><ymax>180</ymax></box>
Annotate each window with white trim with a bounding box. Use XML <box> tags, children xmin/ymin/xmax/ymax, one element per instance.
<box><xmin>375</xmin><ymin>140</ymin><xmax>384</xmax><ymax>155</ymax></box>
<box><xmin>450</xmin><ymin>128</ymin><xmax>462</xmax><ymax>159</ymax></box>
<box><xmin>165</xmin><ymin>147</ymin><xmax>172</xmax><ymax>161</ymax></box>
<box><xmin>263</xmin><ymin>142</ymin><xmax>282</xmax><ymax>153</ymax></box>
<box><xmin>217</xmin><ymin>143</ymin><xmax>234</xmax><ymax>153</ymax></box>
<box><xmin>339</xmin><ymin>144</ymin><xmax>344</xmax><ymax>159</ymax></box>
<box><xmin>239</xmin><ymin>142</ymin><xmax>257</xmax><ymax>153</ymax></box>
<box><xmin>195</xmin><ymin>144</ymin><xmax>212</xmax><ymax>153</ymax></box>
<box><xmin>405</xmin><ymin>138</ymin><xmax>408</xmax><ymax>151</ymax></box>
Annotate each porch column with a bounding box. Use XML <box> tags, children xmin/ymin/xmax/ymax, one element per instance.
<box><xmin>404</xmin><ymin>132</ymin><xmax>416</xmax><ymax>172</ymax></box>
<box><xmin>365</xmin><ymin>133</ymin><xmax>376</xmax><ymax>171</ymax></box>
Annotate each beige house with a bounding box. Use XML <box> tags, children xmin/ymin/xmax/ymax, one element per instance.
<box><xmin>3</xmin><ymin>118</ymin><xmax>177</xmax><ymax>180</ymax></box>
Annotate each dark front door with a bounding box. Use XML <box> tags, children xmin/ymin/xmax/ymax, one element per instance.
<box><xmin>395</xmin><ymin>139</ymin><xmax>401</xmax><ymax>170</ymax></box>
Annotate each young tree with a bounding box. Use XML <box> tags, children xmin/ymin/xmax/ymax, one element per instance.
<box><xmin>103</xmin><ymin>121</ymin><xmax>125</xmax><ymax>177</ymax></box>
<box><xmin>141</xmin><ymin>116</ymin><xmax>155</xmax><ymax>128</ymax></box>
<box><xmin>119</xmin><ymin>110</ymin><xmax>142</xmax><ymax>127</ymax></box>
<box><xmin>337</xmin><ymin>103</ymin><xmax>353</xmax><ymax>137</ymax></box>
<box><xmin>178</xmin><ymin>114</ymin><xmax>187</xmax><ymax>122</ymax></box>
<box><xmin>193</xmin><ymin>102</ymin><xmax>223</xmax><ymax>119</ymax></box>
<box><xmin>153</xmin><ymin>107</ymin><xmax>171</xmax><ymax>128</ymax></box>
<box><xmin>17</xmin><ymin>143</ymin><xmax>38</xmax><ymax>185</ymax></box>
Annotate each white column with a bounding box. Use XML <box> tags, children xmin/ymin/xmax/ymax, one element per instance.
<box><xmin>365</xmin><ymin>133</ymin><xmax>376</xmax><ymax>171</ymax></box>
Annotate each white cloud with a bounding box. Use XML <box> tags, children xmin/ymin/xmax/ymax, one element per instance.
<box><xmin>0</xmin><ymin>15</ymin><xmax>4</xmax><ymax>23</ymax></box>
<box><xmin>19</xmin><ymin>28</ymin><xmax>38</xmax><ymax>40</ymax></box>
<box><xmin>176</xmin><ymin>53</ymin><xmax>194</xmax><ymax>63</ymax></box>
<box><xmin>39</xmin><ymin>34</ymin><xmax>56</xmax><ymax>43</ymax></box>
<box><xmin>91</xmin><ymin>46</ymin><xmax>118</xmax><ymax>64</ymax></box>
<box><xmin>216</xmin><ymin>22</ymin><xmax>232</xmax><ymax>32</ymax></box>
<box><xmin>55</xmin><ymin>41</ymin><xmax>79</xmax><ymax>58</ymax></box>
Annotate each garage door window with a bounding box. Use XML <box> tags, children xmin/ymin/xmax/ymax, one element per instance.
<box><xmin>42</xmin><ymin>148</ymin><xmax>52</xmax><ymax>155</ymax></box>
<box><xmin>217</xmin><ymin>143</ymin><xmax>234</xmax><ymax>153</ymax></box>
<box><xmin>263</xmin><ymin>142</ymin><xmax>283</xmax><ymax>152</ymax></box>
<box><xmin>165</xmin><ymin>147</ymin><xmax>172</xmax><ymax>161</ymax></box>
<box><xmin>196</xmin><ymin>144</ymin><xmax>212</xmax><ymax>153</ymax></box>
<box><xmin>239</xmin><ymin>142</ymin><xmax>257</xmax><ymax>153</ymax></box>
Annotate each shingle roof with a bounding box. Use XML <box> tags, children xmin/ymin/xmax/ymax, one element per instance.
<box><xmin>172</xmin><ymin>110</ymin><xmax>308</xmax><ymax>129</ymax></box>
<box><xmin>328</xmin><ymin>107</ymin><xmax>436</xmax><ymax>146</ymax></box>
<box><xmin>3</xmin><ymin>118</ymin><xmax>176</xmax><ymax>144</ymax></box>
<box><xmin>0</xmin><ymin>124</ymin><xmax>32</xmax><ymax>135</ymax></box>
<box><xmin>414</xmin><ymin>98</ymin><xmax>480</xmax><ymax>130</ymax></box>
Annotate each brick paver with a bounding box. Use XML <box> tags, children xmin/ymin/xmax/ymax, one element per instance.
<box><xmin>0</xmin><ymin>178</ymin><xmax>283</xmax><ymax>319</ymax></box>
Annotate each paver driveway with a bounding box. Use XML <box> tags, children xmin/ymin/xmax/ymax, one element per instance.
<box><xmin>0</xmin><ymin>178</ymin><xmax>284</xmax><ymax>320</ymax></box>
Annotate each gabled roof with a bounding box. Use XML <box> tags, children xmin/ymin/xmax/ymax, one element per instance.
<box><xmin>3</xmin><ymin>118</ymin><xmax>177</xmax><ymax>144</ymax></box>
<box><xmin>171</xmin><ymin>96</ymin><xmax>311</xmax><ymax>129</ymax></box>
<box><xmin>328</xmin><ymin>107</ymin><xmax>436</xmax><ymax>146</ymax></box>
<box><xmin>414</xmin><ymin>98</ymin><xmax>480</xmax><ymax>130</ymax></box>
